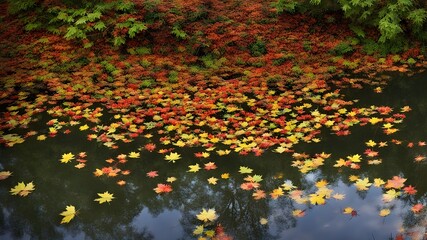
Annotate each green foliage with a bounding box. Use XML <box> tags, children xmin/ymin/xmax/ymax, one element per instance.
<box><xmin>168</xmin><ymin>70</ymin><xmax>179</xmax><ymax>83</ymax></box>
<box><xmin>8</xmin><ymin>0</ymin><xmax>36</xmax><ymax>14</ymax></box>
<box><xmin>249</xmin><ymin>39</ymin><xmax>267</xmax><ymax>57</ymax></box>
<box><xmin>171</xmin><ymin>25</ymin><xmax>188</xmax><ymax>40</ymax></box>
<box><xmin>330</xmin><ymin>42</ymin><xmax>354</xmax><ymax>56</ymax></box>
<box><xmin>275</xmin><ymin>0</ymin><xmax>427</xmax><ymax>52</ymax></box>
<box><xmin>200</xmin><ymin>55</ymin><xmax>227</xmax><ymax>70</ymax></box>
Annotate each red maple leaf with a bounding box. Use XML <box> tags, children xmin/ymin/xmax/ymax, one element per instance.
<box><xmin>403</xmin><ymin>185</ymin><xmax>417</xmax><ymax>195</ymax></box>
<box><xmin>154</xmin><ymin>183</ymin><xmax>172</xmax><ymax>194</ymax></box>
<box><xmin>144</xmin><ymin>143</ymin><xmax>156</xmax><ymax>152</ymax></box>
<box><xmin>146</xmin><ymin>171</ymin><xmax>159</xmax><ymax>178</ymax></box>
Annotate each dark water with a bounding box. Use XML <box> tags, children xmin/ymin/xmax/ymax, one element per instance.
<box><xmin>1</xmin><ymin>71</ymin><xmax>427</xmax><ymax>240</ymax></box>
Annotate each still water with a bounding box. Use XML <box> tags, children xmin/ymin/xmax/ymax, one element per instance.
<box><xmin>1</xmin><ymin>70</ymin><xmax>427</xmax><ymax>240</ymax></box>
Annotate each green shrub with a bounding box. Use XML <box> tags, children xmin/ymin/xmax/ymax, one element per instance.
<box><xmin>274</xmin><ymin>0</ymin><xmax>427</xmax><ymax>52</ymax></box>
<box><xmin>249</xmin><ymin>39</ymin><xmax>267</xmax><ymax>57</ymax></box>
<box><xmin>330</xmin><ymin>42</ymin><xmax>354</xmax><ymax>56</ymax></box>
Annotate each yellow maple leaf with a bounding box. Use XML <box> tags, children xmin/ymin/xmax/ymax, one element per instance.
<box><xmin>165</xmin><ymin>152</ymin><xmax>181</xmax><ymax>163</ymax></box>
<box><xmin>292</xmin><ymin>209</ymin><xmax>305</xmax><ymax>217</ymax></box>
<box><xmin>309</xmin><ymin>193</ymin><xmax>326</xmax><ymax>205</ymax></box>
<box><xmin>347</xmin><ymin>154</ymin><xmax>362</xmax><ymax>162</ymax></box>
<box><xmin>343</xmin><ymin>207</ymin><xmax>354</xmax><ymax>214</ymax></box>
<box><xmin>166</xmin><ymin>177</ymin><xmax>177</xmax><ymax>183</ymax></box>
<box><xmin>354</xmin><ymin>178</ymin><xmax>372</xmax><ymax>191</ymax></box>
<box><xmin>382</xmin><ymin>189</ymin><xmax>401</xmax><ymax>202</ymax></box>
<box><xmin>207</xmin><ymin>177</ymin><xmax>218</xmax><ymax>185</ymax></box>
<box><xmin>60</xmin><ymin>205</ymin><xmax>77</xmax><ymax>224</ymax></box>
<box><xmin>365</xmin><ymin>140</ymin><xmax>377</xmax><ymax>147</ymax></box>
<box><xmin>373</xmin><ymin>178</ymin><xmax>385</xmax><ymax>187</ymax></box>
<box><xmin>349</xmin><ymin>175</ymin><xmax>359</xmax><ymax>182</ymax></box>
<box><xmin>128</xmin><ymin>152</ymin><xmax>140</xmax><ymax>158</ymax></box>
<box><xmin>60</xmin><ymin>152</ymin><xmax>75</xmax><ymax>163</ymax></box>
<box><xmin>79</xmin><ymin>124</ymin><xmax>89</xmax><ymax>131</ymax></box>
<box><xmin>315</xmin><ymin>179</ymin><xmax>328</xmax><ymax>188</ymax></box>
<box><xmin>259</xmin><ymin>218</ymin><xmax>268</xmax><ymax>225</ymax></box>
<box><xmin>379</xmin><ymin>208</ymin><xmax>391</xmax><ymax>217</ymax></box>
<box><xmin>221</xmin><ymin>173</ymin><xmax>230</xmax><ymax>179</ymax></box>
<box><xmin>188</xmin><ymin>164</ymin><xmax>200</xmax><ymax>172</ymax></box>
<box><xmin>196</xmin><ymin>208</ymin><xmax>217</xmax><ymax>222</ymax></box>
<box><xmin>334</xmin><ymin>158</ymin><xmax>347</xmax><ymax>167</ymax></box>
<box><xmin>37</xmin><ymin>135</ymin><xmax>47</xmax><ymax>141</ymax></box>
<box><xmin>193</xmin><ymin>225</ymin><xmax>204</xmax><ymax>235</ymax></box>
<box><xmin>94</xmin><ymin>191</ymin><xmax>115</xmax><ymax>204</ymax></box>
<box><xmin>10</xmin><ymin>182</ymin><xmax>35</xmax><ymax>196</ymax></box>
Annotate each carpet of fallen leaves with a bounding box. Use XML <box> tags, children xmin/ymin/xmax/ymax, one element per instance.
<box><xmin>1</xmin><ymin>1</ymin><xmax>427</xmax><ymax>239</ymax></box>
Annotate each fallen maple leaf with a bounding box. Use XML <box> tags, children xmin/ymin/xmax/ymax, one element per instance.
<box><xmin>403</xmin><ymin>185</ymin><xmax>417</xmax><ymax>195</ymax></box>
<box><xmin>188</xmin><ymin>164</ymin><xmax>200</xmax><ymax>172</ymax></box>
<box><xmin>0</xmin><ymin>171</ymin><xmax>12</xmax><ymax>180</ymax></box>
<box><xmin>239</xmin><ymin>166</ymin><xmax>253</xmax><ymax>174</ymax></box>
<box><xmin>60</xmin><ymin>152</ymin><xmax>75</xmax><ymax>163</ymax></box>
<box><xmin>60</xmin><ymin>205</ymin><xmax>77</xmax><ymax>224</ymax></box>
<box><xmin>252</xmin><ymin>190</ymin><xmax>266</xmax><ymax>200</ymax></box>
<box><xmin>354</xmin><ymin>177</ymin><xmax>372</xmax><ymax>191</ymax></box>
<box><xmin>10</xmin><ymin>182</ymin><xmax>35</xmax><ymax>196</ymax></box>
<box><xmin>165</xmin><ymin>152</ymin><xmax>181</xmax><ymax>163</ymax></box>
<box><xmin>259</xmin><ymin>218</ymin><xmax>268</xmax><ymax>225</ymax></box>
<box><xmin>292</xmin><ymin>209</ymin><xmax>306</xmax><ymax>217</ymax></box>
<box><xmin>128</xmin><ymin>152</ymin><xmax>140</xmax><ymax>158</ymax></box>
<box><xmin>385</xmin><ymin>176</ymin><xmax>406</xmax><ymax>189</ymax></box>
<box><xmin>166</xmin><ymin>177</ymin><xmax>177</xmax><ymax>183</ymax></box>
<box><xmin>379</xmin><ymin>208</ymin><xmax>391</xmax><ymax>217</ymax></box>
<box><xmin>207</xmin><ymin>177</ymin><xmax>218</xmax><ymax>185</ymax></box>
<box><xmin>146</xmin><ymin>171</ymin><xmax>159</xmax><ymax>178</ymax></box>
<box><xmin>204</xmin><ymin>162</ymin><xmax>217</xmax><ymax>170</ymax></box>
<box><xmin>411</xmin><ymin>203</ymin><xmax>423</xmax><ymax>213</ymax></box>
<box><xmin>94</xmin><ymin>191</ymin><xmax>115</xmax><ymax>204</ymax></box>
<box><xmin>154</xmin><ymin>183</ymin><xmax>172</xmax><ymax>194</ymax></box>
<box><xmin>196</xmin><ymin>208</ymin><xmax>217</xmax><ymax>222</ymax></box>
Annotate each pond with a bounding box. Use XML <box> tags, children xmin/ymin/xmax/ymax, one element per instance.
<box><xmin>1</xmin><ymin>70</ymin><xmax>427</xmax><ymax>240</ymax></box>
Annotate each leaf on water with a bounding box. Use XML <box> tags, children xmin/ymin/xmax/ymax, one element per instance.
<box><xmin>165</xmin><ymin>152</ymin><xmax>181</xmax><ymax>163</ymax></box>
<box><xmin>239</xmin><ymin>166</ymin><xmax>253</xmax><ymax>174</ymax></box>
<box><xmin>10</xmin><ymin>182</ymin><xmax>35</xmax><ymax>196</ymax></box>
<box><xmin>204</xmin><ymin>162</ymin><xmax>217</xmax><ymax>170</ymax></box>
<box><xmin>128</xmin><ymin>151</ymin><xmax>140</xmax><ymax>158</ymax></box>
<box><xmin>196</xmin><ymin>208</ymin><xmax>217</xmax><ymax>222</ymax></box>
<box><xmin>379</xmin><ymin>208</ymin><xmax>391</xmax><ymax>217</ymax></box>
<box><xmin>94</xmin><ymin>191</ymin><xmax>115</xmax><ymax>204</ymax></box>
<box><xmin>153</xmin><ymin>183</ymin><xmax>172</xmax><ymax>194</ymax></box>
<box><xmin>259</xmin><ymin>218</ymin><xmax>268</xmax><ymax>225</ymax></box>
<box><xmin>0</xmin><ymin>171</ymin><xmax>12</xmax><ymax>180</ymax></box>
<box><xmin>221</xmin><ymin>173</ymin><xmax>230</xmax><ymax>179</ymax></box>
<box><xmin>166</xmin><ymin>177</ymin><xmax>177</xmax><ymax>183</ymax></box>
<box><xmin>354</xmin><ymin>177</ymin><xmax>372</xmax><ymax>191</ymax></box>
<box><xmin>60</xmin><ymin>205</ymin><xmax>76</xmax><ymax>224</ymax></box>
<box><xmin>193</xmin><ymin>225</ymin><xmax>204</xmax><ymax>235</ymax></box>
<box><xmin>411</xmin><ymin>203</ymin><xmax>423</xmax><ymax>213</ymax></box>
<box><xmin>188</xmin><ymin>164</ymin><xmax>200</xmax><ymax>172</ymax></box>
<box><xmin>146</xmin><ymin>171</ymin><xmax>159</xmax><ymax>178</ymax></box>
<box><xmin>207</xmin><ymin>177</ymin><xmax>218</xmax><ymax>185</ymax></box>
<box><xmin>385</xmin><ymin>176</ymin><xmax>406</xmax><ymax>189</ymax></box>
<box><xmin>79</xmin><ymin>124</ymin><xmax>89</xmax><ymax>131</ymax></box>
<box><xmin>60</xmin><ymin>152</ymin><xmax>75</xmax><ymax>163</ymax></box>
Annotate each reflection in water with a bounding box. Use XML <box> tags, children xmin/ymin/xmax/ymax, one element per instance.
<box><xmin>1</xmin><ymin>71</ymin><xmax>427</xmax><ymax>239</ymax></box>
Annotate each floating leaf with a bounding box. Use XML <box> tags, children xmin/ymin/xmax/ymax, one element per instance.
<box><xmin>10</xmin><ymin>182</ymin><xmax>35</xmax><ymax>196</ymax></box>
<box><xmin>60</xmin><ymin>152</ymin><xmax>75</xmax><ymax>163</ymax></box>
<box><xmin>60</xmin><ymin>205</ymin><xmax>76</xmax><ymax>224</ymax></box>
<box><xmin>165</xmin><ymin>152</ymin><xmax>181</xmax><ymax>163</ymax></box>
<box><xmin>196</xmin><ymin>208</ymin><xmax>217</xmax><ymax>222</ymax></box>
<box><xmin>94</xmin><ymin>191</ymin><xmax>115</xmax><ymax>204</ymax></box>
<box><xmin>239</xmin><ymin>166</ymin><xmax>253</xmax><ymax>174</ymax></box>
<box><xmin>0</xmin><ymin>171</ymin><xmax>12</xmax><ymax>180</ymax></box>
